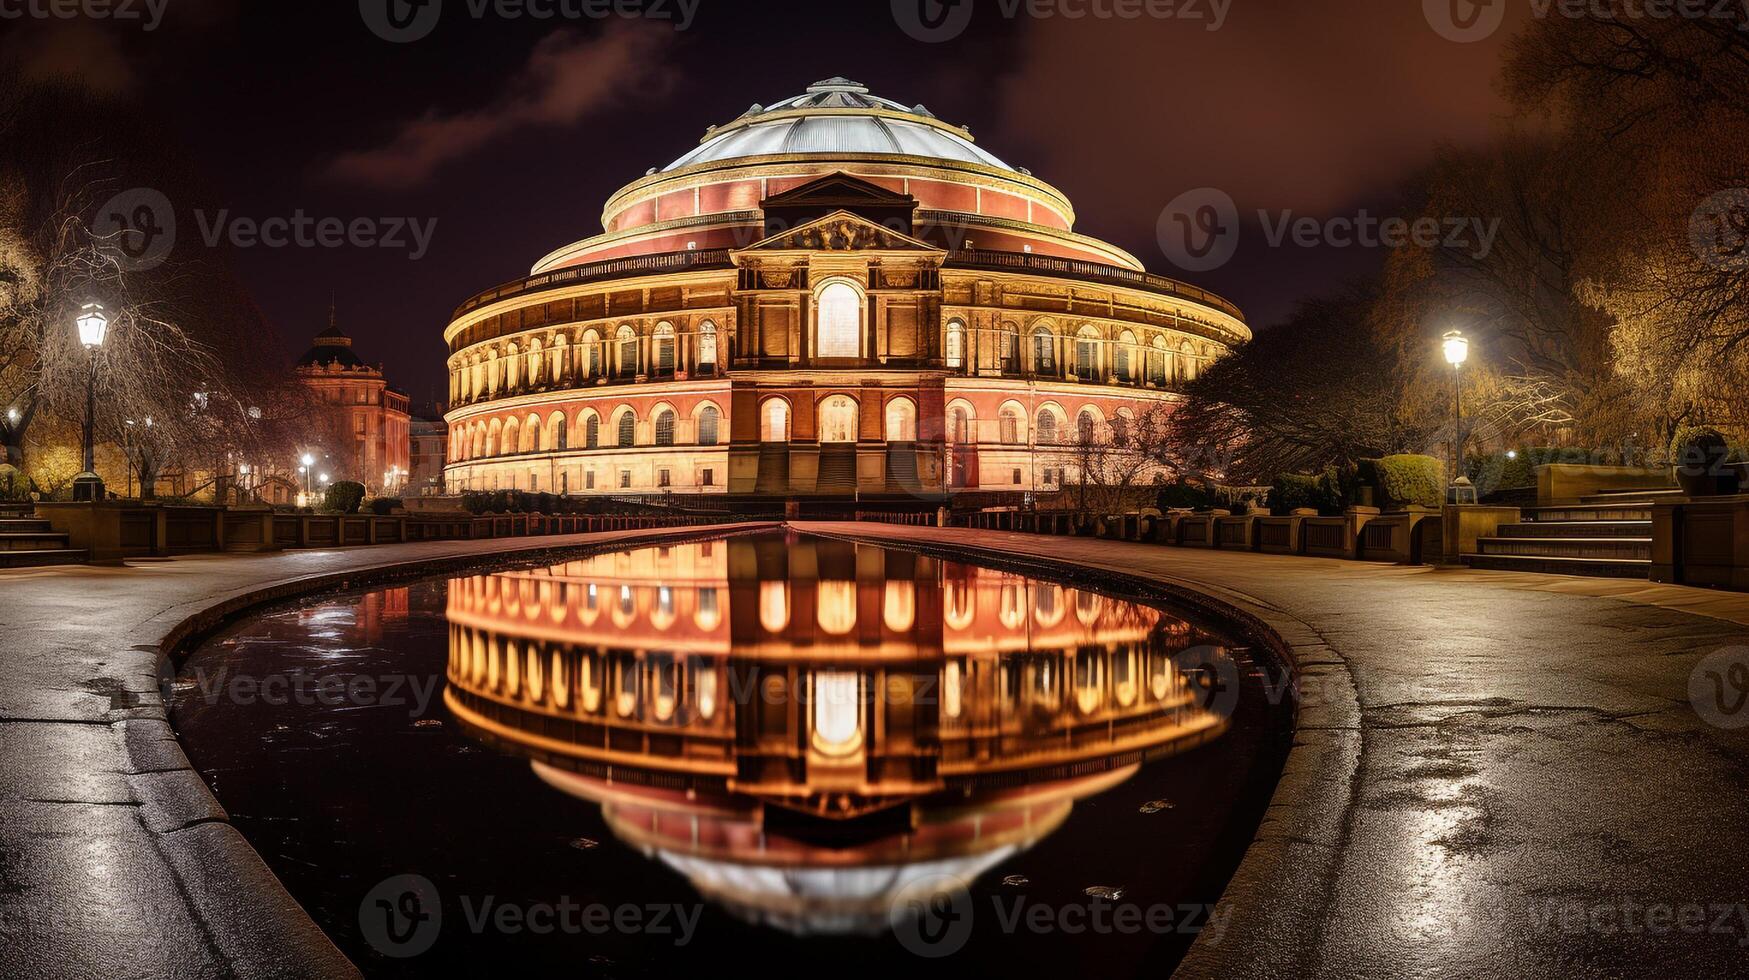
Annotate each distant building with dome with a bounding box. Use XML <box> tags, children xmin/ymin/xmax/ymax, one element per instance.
<box><xmin>442</xmin><ymin>77</ymin><xmax>1248</xmax><ymax>502</ymax></box>
<box><xmin>297</xmin><ymin>314</ymin><xmax>412</xmax><ymax>494</ymax></box>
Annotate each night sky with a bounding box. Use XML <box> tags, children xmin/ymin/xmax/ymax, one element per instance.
<box><xmin>1</xmin><ymin>0</ymin><xmax>1524</xmax><ymax>414</ymax></box>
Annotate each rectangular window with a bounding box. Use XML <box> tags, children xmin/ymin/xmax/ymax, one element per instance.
<box><xmin>658</xmin><ymin>469</ymin><xmax>672</xmax><ymax>488</ymax></box>
<box><xmin>585</xmin><ymin>471</ymin><xmax>595</xmax><ymax>490</ymax></box>
<box><xmin>701</xmin><ymin>468</ymin><xmax>715</xmax><ymax>488</ymax></box>
<box><xmin>619</xmin><ymin>470</ymin><xmax>632</xmax><ymax>489</ymax></box>
<box><xmin>1013</xmin><ymin>468</ymin><xmax>1023</xmax><ymax>485</ymax></box>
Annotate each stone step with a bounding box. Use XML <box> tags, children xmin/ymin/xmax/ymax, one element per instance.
<box><xmin>0</xmin><ymin>548</ymin><xmax>88</xmax><ymax>568</ymax></box>
<box><xmin>1496</xmin><ymin>520</ymin><xmax>1652</xmax><ymax>539</ymax></box>
<box><xmin>1578</xmin><ymin>488</ymin><xmax>1683</xmax><ymax>505</ymax></box>
<box><xmin>1478</xmin><ymin>536</ymin><xmax>1652</xmax><ymax>561</ymax></box>
<box><xmin>0</xmin><ymin>518</ymin><xmax>52</xmax><ymax>533</ymax></box>
<box><xmin>0</xmin><ymin>502</ymin><xmax>32</xmax><ymax>516</ymax></box>
<box><xmin>1464</xmin><ymin>554</ymin><xmax>1651</xmax><ymax>579</ymax></box>
<box><xmin>0</xmin><ymin>532</ymin><xmax>74</xmax><ymax>552</ymax></box>
<box><xmin>1523</xmin><ymin>504</ymin><xmax>1653</xmax><ymax>522</ymax></box>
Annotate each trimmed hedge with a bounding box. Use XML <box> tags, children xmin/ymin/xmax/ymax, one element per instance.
<box><xmin>1155</xmin><ymin>481</ymin><xmax>1217</xmax><ymax>511</ymax></box>
<box><xmin>1269</xmin><ymin>468</ymin><xmax>1345</xmax><ymax>515</ymax></box>
<box><xmin>369</xmin><ymin>497</ymin><xmax>404</xmax><ymax>516</ymax></box>
<box><xmin>323</xmin><ymin>481</ymin><xmax>367</xmax><ymax>515</ymax></box>
<box><xmin>0</xmin><ymin>464</ymin><xmax>26</xmax><ymax>501</ymax></box>
<box><xmin>1360</xmin><ymin>455</ymin><xmax>1445</xmax><ymax>509</ymax></box>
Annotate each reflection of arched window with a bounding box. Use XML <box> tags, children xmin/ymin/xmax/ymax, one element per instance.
<box><xmin>654</xmin><ymin>323</ymin><xmax>676</xmax><ymax>375</ymax></box>
<box><xmin>761</xmin><ymin>400</ymin><xmax>790</xmax><ymax>442</ymax></box>
<box><xmin>1037</xmin><ymin>410</ymin><xmax>1058</xmax><ymax>444</ymax></box>
<box><xmin>811</xmin><ymin>673</ymin><xmax>863</xmax><ymax>757</ymax></box>
<box><xmin>818</xmin><ymin>395</ymin><xmax>859</xmax><ymax>443</ymax></box>
<box><xmin>945</xmin><ymin>319</ymin><xmax>966</xmax><ymax>369</ymax></box>
<box><xmin>698</xmin><ymin>320</ymin><xmax>718</xmax><ymax>368</ymax></box>
<box><xmin>759</xmin><ymin>581</ymin><xmax>789</xmax><ymax>632</ymax></box>
<box><xmin>698</xmin><ymin>405</ymin><xmax>720</xmax><ymax>446</ymax></box>
<box><xmin>617</xmin><ymin>411</ymin><xmax>636</xmax><ymax>447</ymax></box>
<box><xmin>884</xmin><ymin>398</ymin><xmax>917</xmax><ymax>442</ymax></box>
<box><xmin>654</xmin><ymin>409</ymin><xmax>675</xmax><ymax>446</ymax></box>
<box><xmin>816</xmin><ymin>281</ymin><xmax>863</xmax><ymax>358</ymax></box>
<box><xmin>816</xmin><ymin>580</ymin><xmax>857</xmax><ymax>634</ymax></box>
<box><xmin>883</xmin><ymin>581</ymin><xmax>916</xmax><ymax>632</ymax></box>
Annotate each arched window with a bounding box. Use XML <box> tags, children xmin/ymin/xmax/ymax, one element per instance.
<box><xmin>502</xmin><ymin>418</ymin><xmax>520</xmax><ymax>456</ymax></box>
<box><xmin>1032</xmin><ymin>328</ymin><xmax>1055</xmax><ymax>372</ymax></box>
<box><xmin>1112</xmin><ymin>411</ymin><xmax>1132</xmax><ymax>447</ymax></box>
<box><xmin>1149</xmin><ymin>337</ymin><xmax>1168</xmax><ymax>385</ymax></box>
<box><xmin>1037</xmin><ymin>410</ymin><xmax>1058</xmax><ymax>444</ymax></box>
<box><xmin>1117</xmin><ymin>331</ymin><xmax>1137</xmax><ymax>381</ymax></box>
<box><xmin>816</xmin><ymin>281</ymin><xmax>863</xmax><ymax>359</ymax></box>
<box><xmin>654</xmin><ymin>323</ymin><xmax>676</xmax><ymax>375</ymax></box>
<box><xmin>698</xmin><ymin>405</ymin><xmax>721</xmax><ymax>446</ymax></box>
<box><xmin>582</xmin><ymin>330</ymin><xmax>601</xmax><ymax>379</ymax></box>
<box><xmin>818</xmin><ymin>395</ymin><xmax>859</xmax><ymax>443</ymax></box>
<box><xmin>1077</xmin><ymin>410</ymin><xmax>1098</xmax><ymax>443</ymax></box>
<box><xmin>1075</xmin><ymin>329</ymin><xmax>1098</xmax><ymax>380</ymax></box>
<box><xmin>616</xmin><ymin>326</ymin><xmax>637</xmax><ymax>378</ymax></box>
<box><xmin>945</xmin><ymin>319</ymin><xmax>966</xmax><ymax>369</ymax></box>
<box><xmin>585</xmin><ymin>415</ymin><xmax>600</xmax><ymax>449</ymax></box>
<box><xmin>998</xmin><ymin>324</ymin><xmax>1020</xmax><ymax>372</ymax></box>
<box><xmin>521</xmin><ymin>416</ymin><xmax>539</xmax><ymax>454</ymax></box>
<box><xmin>617</xmin><ymin>410</ymin><xmax>636</xmax><ymax>447</ymax></box>
<box><xmin>950</xmin><ymin>407</ymin><xmax>971</xmax><ymax>444</ymax></box>
<box><xmin>999</xmin><ymin>408</ymin><xmax>1020</xmax><ymax>444</ymax></box>
<box><xmin>547</xmin><ymin>412</ymin><xmax>567</xmax><ymax>451</ymax></box>
<box><xmin>654</xmin><ymin>409</ymin><xmax>676</xmax><ymax>446</ymax></box>
<box><xmin>698</xmin><ymin>321</ymin><xmax>718</xmax><ymax>368</ymax></box>
<box><xmin>884</xmin><ymin>398</ymin><xmax>917</xmax><ymax>442</ymax></box>
<box><xmin>761</xmin><ymin>400</ymin><xmax>789</xmax><ymax>443</ymax></box>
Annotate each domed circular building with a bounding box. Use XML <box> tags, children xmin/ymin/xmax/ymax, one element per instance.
<box><xmin>442</xmin><ymin>77</ymin><xmax>1248</xmax><ymax>503</ymax></box>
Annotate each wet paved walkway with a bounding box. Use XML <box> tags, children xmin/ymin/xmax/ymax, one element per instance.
<box><xmin>0</xmin><ymin>524</ymin><xmax>773</xmax><ymax>980</ymax></box>
<box><xmin>3</xmin><ymin>520</ymin><xmax>1747</xmax><ymax>979</ymax></box>
<box><xmin>805</xmin><ymin>524</ymin><xmax>1749</xmax><ymax>980</ymax></box>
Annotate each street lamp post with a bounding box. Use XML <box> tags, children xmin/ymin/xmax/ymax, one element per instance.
<box><xmin>72</xmin><ymin>303</ymin><xmax>109</xmax><ymax>502</ymax></box>
<box><xmin>1442</xmin><ymin>330</ymin><xmax>1475</xmax><ymax>504</ymax></box>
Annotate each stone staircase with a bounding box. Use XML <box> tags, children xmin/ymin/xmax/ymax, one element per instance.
<box><xmin>815</xmin><ymin>445</ymin><xmax>858</xmax><ymax>495</ymax></box>
<box><xmin>1466</xmin><ymin>488</ymin><xmax>1679</xmax><ymax>579</ymax></box>
<box><xmin>0</xmin><ymin>502</ymin><xmax>88</xmax><ymax>568</ymax></box>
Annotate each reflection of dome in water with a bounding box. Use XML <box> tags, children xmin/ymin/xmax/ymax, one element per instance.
<box><xmin>447</xmin><ymin>538</ymin><xmax>1237</xmax><ymax>936</ymax></box>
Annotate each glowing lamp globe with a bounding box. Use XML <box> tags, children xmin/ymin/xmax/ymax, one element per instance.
<box><xmin>1442</xmin><ymin>330</ymin><xmax>1469</xmax><ymax>367</ymax></box>
<box><xmin>76</xmin><ymin>303</ymin><xmax>109</xmax><ymax>350</ymax></box>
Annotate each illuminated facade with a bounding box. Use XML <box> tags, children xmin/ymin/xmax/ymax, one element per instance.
<box><xmin>297</xmin><ymin>321</ymin><xmax>412</xmax><ymax>494</ymax></box>
<box><xmin>442</xmin><ymin>78</ymin><xmax>1248</xmax><ymax>500</ymax></box>
<box><xmin>443</xmin><ymin>536</ymin><xmax>1232</xmax><ymax>932</ymax></box>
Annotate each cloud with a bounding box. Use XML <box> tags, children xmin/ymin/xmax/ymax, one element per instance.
<box><xmin>1</xmin><ymin>22</ymin><xmax>137</xmax><ymax>96</ymax></box>
<box><xmin>326</xmin><ymin>24</ymin><xmax>674</xmax><ymax>188</ymax></box>
<box><xmin>993</xmin><ymin>1</ymin><xmax>1531</xmax><ymax>221</ymax></box>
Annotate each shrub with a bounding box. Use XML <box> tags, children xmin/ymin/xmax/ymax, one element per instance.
<box><xmin>369</xmin><ymin>497</ymin><xmax>404</xmax><ymax>516</ymax></box>
<box><xmin>1269</xmin><ymin>468</ymin><xmax>1345</xmax><ymax>515</ymax></box>
<box><xmin>1156</xmin><ymin>480</ymin><xmax>1216</xmax><ymax>511</ymax></box>
<box><xmin>0</xmin><ymin>464</ymin><xmax>25</xmax><ymax>501</ymax></box>
<box><xmin>323</xmin><ymin>481</ymin><xmax>367</xmax><ymax>514</ymax></box>
<box><xmin>1669</xmin><ymin>425</ymin><xmax>1747</xmax><ymax>466</ymax></box>
<box><xmin>1361</xmin><ymin>455</ymin><xmax>1445</xmax><ymax>509</ymax></box>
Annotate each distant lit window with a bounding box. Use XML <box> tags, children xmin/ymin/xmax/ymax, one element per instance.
<box><xmin>946</xmin><ymin>319</ymin><xmax>966</xmax><ymax>369</ymax></box>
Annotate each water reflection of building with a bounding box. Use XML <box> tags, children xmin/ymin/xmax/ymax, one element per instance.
<box><xmin>443</xmin><ymin>536</ymin><xmax>1231</xmax><ymax>933</ymax></box>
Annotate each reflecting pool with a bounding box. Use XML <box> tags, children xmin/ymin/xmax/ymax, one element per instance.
<box><xmin>174</xmin><ymin>532</ymin><xmax>1292</xmax><ymax>978</ymax></box>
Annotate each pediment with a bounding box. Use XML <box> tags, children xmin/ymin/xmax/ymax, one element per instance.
<box><xmin>738</xmin><ymin>210</ymin><xmax>943</xmax><ymax>254</ymax></box>
<box><xmin>760</xmin><ymin>172</ymin><xmax>917</xmax><ymax>210</ymax></box>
